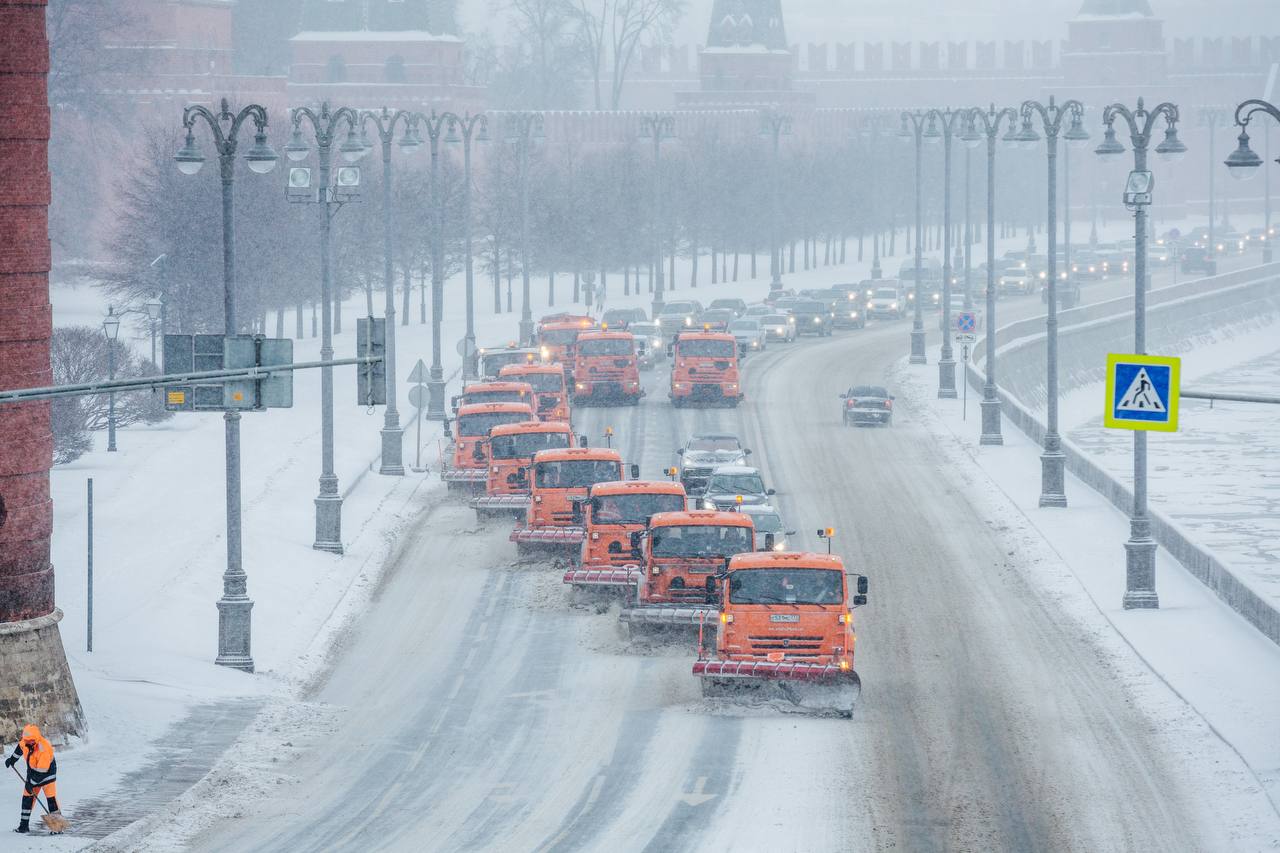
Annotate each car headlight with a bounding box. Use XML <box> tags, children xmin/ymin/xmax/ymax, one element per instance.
<box><xmin>890</xmin><ymin>302</ymin><xmax>898</xmax><ymax>310</ymax></box>
<box><xmin>849</xmin><ymin>311</ymin><xmax>858</xmax><ymax>319</ymax></box>
<box><xmin>814</xmin><ymin>317</ymin><xmax>821</xmax><ymax>323</ymax></box>
<box><xmin>684</xmin><ymin>317</ymin><xmax>692</xmax><ymax>326</ymax></box>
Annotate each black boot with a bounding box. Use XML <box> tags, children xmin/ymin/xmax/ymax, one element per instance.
<box><xmin>13</xmin><ymin>824</ymin><xmax>28</xmax><ymax>833</ymax></box>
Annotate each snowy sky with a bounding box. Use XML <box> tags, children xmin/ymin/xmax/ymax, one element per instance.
<box><xmin>458</xmin><ymin>0</ymin><xmax>1280</xmax><ymax>46</ymax></box>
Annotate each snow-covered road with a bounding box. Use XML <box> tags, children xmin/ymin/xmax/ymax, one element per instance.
<box><xmin>186</xmin><ymin>282</ymin><xmax>1264</xmax><ymax>851</ymax></box>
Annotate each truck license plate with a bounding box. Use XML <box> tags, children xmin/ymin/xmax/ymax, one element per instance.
<box><xmin>769</xmin><ymin>614</ymin><xmax>800</xmax><ymax>623</ymax></box>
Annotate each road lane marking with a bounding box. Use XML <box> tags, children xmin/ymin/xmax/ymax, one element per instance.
<box><xmin>679</xmin><ymin>776</ymin><xmax>716</xmax><ymax>806</ymax></box>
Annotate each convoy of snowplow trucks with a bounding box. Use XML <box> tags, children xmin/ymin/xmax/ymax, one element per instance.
<box><xmin>439</xmin><ymin>311</ymin><xmax>868</xmax><ymax>716</ymax></box>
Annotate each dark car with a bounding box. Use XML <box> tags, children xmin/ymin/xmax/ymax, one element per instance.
<box><xmin>762</xmin><ymin>288</ymin><xmax>796</xmax><ymax>305</ymax></box>
<box><xmin>781</xmin><ymin>299</ymin><xmax>834</xmax><ymax>337</ymax></box>
<box><xmin>601</xmin><ymin>307</ymin><xmax>647</xmax><ymax>329</ymax></box>
<box><xmin>805</xmin><ymin>288</ymin><xmax>865</xmax><ymax>329</ymax></box>
<box><xmin>841</xmin><ymin>384</ymin><xmax>894</xmax><ymax>427</ymax></box>
<box><xmin>708</xmin><ymin>298</ymin><xmax>748</xmax><ymax>317</ymax></box>
<box><xmin>1181</xmin><ymin>246</ymin><xmax>1218</xmax><ymax>276</ymax></box>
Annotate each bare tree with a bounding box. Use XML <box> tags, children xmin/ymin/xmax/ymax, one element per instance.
<box><xmin>571</xmin><ymin>0</ymin><xmax>683</xmax><ymax>110</ymax></box>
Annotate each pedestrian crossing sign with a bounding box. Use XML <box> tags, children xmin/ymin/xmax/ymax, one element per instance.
<box><xmin>1104</xmin><ymin>353</ymin><xmax>1180</xmax><ymax>432</ymax></box>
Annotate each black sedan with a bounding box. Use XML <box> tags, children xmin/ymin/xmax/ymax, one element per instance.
<box><xmin>841</xmin><ymin>385</ymin><xmax>894</xmax><ymax>427</ymax></box>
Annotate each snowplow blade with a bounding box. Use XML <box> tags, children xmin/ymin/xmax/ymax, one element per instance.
<box><xmin>562</xmin><ymin>566</ymin><xmax>641</xmax><ymax>588</ymax></box>
<box><xmin>470</xmin><ymin>494</ymin><xmax>530</xmax><ymax>511</ymax></box>
<box><xmin>510</xmin><ymin>526</ymin><xmax>586</xmax><ymax>545</ymax></box>
<box><xmin>442</xmin><ymin>468</ymin><xmax>487</xmax><ymax>484</ymax></box>
<box><xmin>693</xmin><ymin>660</ymin><xmax>861</xmax><ymax>717</ymax></box>
<box><xmin>619</xmin><ymin>605</ymin><xmax>717</xmax><ymax>626</ymax></box>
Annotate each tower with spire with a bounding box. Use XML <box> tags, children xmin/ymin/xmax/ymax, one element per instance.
<box><xmin>1062</xmin><ymin>0</ymin><xmax>1167</xmax><ymax>91</ymax></box>
<box><xmin>680</xmin><ymin>0</ymin><xmax>813</xmax><ymax>107</ymax></box>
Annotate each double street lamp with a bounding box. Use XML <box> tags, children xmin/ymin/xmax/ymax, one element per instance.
<box><xmin>924</xmin><ymin>109</ymin><xmax>964</xmax><ymax>398</ymax></box>
<box><xmin>898</xmin><ymin>110</ymin><xmax>936</xmax><ymax>365</ymax></box>
<box><xmin>1095</xmin><ymin>96</ymin><xmax>1187</xmax><ymax>610</ymax></box>
<box><xmin>760</xmin><ymin>108</ymin><xmax>792</xmax><ymax>291</ymax></box>
<box><xmin>960</xmin><ymin>105</ymin><xmax>1022</xmax><ymax>446</ymax></box>
<box><xmin>1224</xmin><ymin>101</ymin><xmax>1280</xmax><ymax>263</ymax></box>
<box><xmin>444</xmin><ymin>113</ymin><xmax>490</xmax><ymax>379</ymax></box>
<box><xmin>1199</xmin><ymin>107</ymin><xmax>1230</xmax><ymax>259</ymax></box>
<box><xmin>639</xmin><ymin>113</ymin><xmax>676</xmax><ymax>318</ymax></box>
<box><xmin>1017</xmin><ymin>97</ymin><xmax>1089</xmax><ymax>509</ymax></box>
<box><xmin>506</xmin><ymin>113</ymin><xmax>545</xmax><ymax>346</ymax></box>
<box><xmin>174</xmin><ymin>98</ymin><xmax>279</xmax><ymax>671</ymax></box>
<box><xmin>285</xmin><ymin>102</ymin><xmax>367</xmax><ymax>554</ymax></box>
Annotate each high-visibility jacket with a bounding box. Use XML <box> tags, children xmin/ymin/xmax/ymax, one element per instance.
<box><xmin>9</xmin><ymin>726</ymin><xmax>56</xmax><ymax>788</ymax></box>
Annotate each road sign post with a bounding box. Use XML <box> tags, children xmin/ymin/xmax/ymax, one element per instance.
<box><xmin>407</xmin><ymin>359</ymin><xmax>429</xmax><ymax>472</ymax></box>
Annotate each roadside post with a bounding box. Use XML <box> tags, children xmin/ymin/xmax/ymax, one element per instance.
<box><xmin>86</xmin><ymin>478</ymin><xmax>93</xmax><ymax>653</ymax></box>
<box><xmin>953</xmin><ymin>311</ymin><xmax>978</xmax><ymax>421</ymax></box>
<box><xmin>408</xmin><ymin>359</ymin><xmax>429</xmax><ymax>472</ymax></box>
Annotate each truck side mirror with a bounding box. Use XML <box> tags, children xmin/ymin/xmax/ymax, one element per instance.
<box><xmin>472</xmin><ymin>442</ymin><xmax>486</xmax><ymax>462</ymax></box>
<box><xmin>766</xmin><ymin>488</ymin><xmax>775</xmax><ymax>496</ymax></box>
<box><xmin>629</xmin><ymin>530</ymin><xmax>643</xmax><ymax>559</ymax></box>
<box><xmin>578</xmin><ymin>434</ymin><xmax>588</xmax><ymax>447</ymax></box>
<box><xmin>785</xmin><ymin>529</ymin><xmax>796</xmax><ymax>536</ymax></box>
<box><xmin>571</xmin><ymin>500</ymin><xmax>584</xmax><ymax>523</ymax></box>
<box><xmin>763</xmin><ymin>533</ymin><xmax>775</xmax><ymax>552</ymax></box>
<box><xmin>442</xmin><ymin>418</ymin><xmax>453</xmax><ymax>438</ymax></box>
<box><xmin>743</xmin><ymin>448</ymin><xmax>752</xmax><ymax>455</ymax></box>
<box><xmin>676</xmin><ymin>447</ymin><xmax>685</xmax><ymax>455</ymax></box>
<box><xmin>629</xmin><ymin>463</ymin><xmax>640</xmax><ymax>480</ymax></box>
<box><xmin>857</xmin><ymin>575</ymin><xmax>868</xmax><ymax>595</ymax></box>
<box><xmin>704</xmin><ymin>575</ymin><xmax>718</xmax><ymax>603</ymax></box>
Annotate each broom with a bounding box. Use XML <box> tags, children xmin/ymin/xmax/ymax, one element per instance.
<box><xmin>10</xmin><ymin>766</ymin><xmax>68</xmax><ymax>834</ymax></box>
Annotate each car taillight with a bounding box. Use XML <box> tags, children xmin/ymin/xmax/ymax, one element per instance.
<box><xmin>884</xmin><ymin>400</ymin><xmax>892</xmax><ymax>409</ymax></box>
<box><xmin>846</xmin><ymin>400</ymin><xmax>855</xmax><ymax>408</ymax></box>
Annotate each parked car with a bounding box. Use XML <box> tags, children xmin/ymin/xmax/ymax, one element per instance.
<box><xmin>728</xmin><ymin>318</ymin><xmax>768</xmax><ymax>354</ymax></box>
<box><xmin>841</xmin><ymin>384</ymin><xmax>894</xmax><ymax>427</ymax></box>
<box><xmin>708</xmin><ymin>298</ymin><xmax>748</xmax><ymax>317</ymax></box>
<box><xmin>758</xmin><ymin>313</ymin><xmax>796</xmax><ymax>343</ymax></box>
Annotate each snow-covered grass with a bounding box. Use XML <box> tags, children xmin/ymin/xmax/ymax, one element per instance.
<box><xmin>895</xmin><ymin>350</ymin><xmax>1280</xmax><ymax>846</ymax></box>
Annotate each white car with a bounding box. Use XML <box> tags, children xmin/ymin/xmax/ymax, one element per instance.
<box><xmin>739</xmin><ymin>505</ymin><xmax>794</xmax><ymax>552</ymax></box>
<box><xmin>866</xmin><ymin>287</ymin><xmax>904</xmax><ymax>320</ymax></box>
<box><xmin>758</xmin><ymin>313</ymin><xmax>796</xmax><ymax>343</ymax></box>
<box><xmin>728</xmin><ymin>318</ymin><xmax>768</xmax><ymax>354</ymax></box>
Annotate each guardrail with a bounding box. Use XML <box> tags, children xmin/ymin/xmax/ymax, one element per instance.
<box><xmin>965</xmin><ymin>262</ymin><xmax>1280</xmax><ymax>647</ymax></box>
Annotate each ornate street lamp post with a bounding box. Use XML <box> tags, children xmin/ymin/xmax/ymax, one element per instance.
<box><xmin>1019</xmin><ymin>96</ymin><xmax>1089</xmax><ymax>508</ymax></box>
<box><xmin>960</xmin><ymin>106</ymin><xmax>1021</xmax><ymax>446</ymax></box>
<box><xmin>639</xmin><ymin>112</ymin><xmax>676</xmax><ymax>318</ymax></box>
<box><xmin>1096</xmin><ymin>96</ymin><xmax>1187</xmax><ymax>609</ymax></box>
<box><xmin>898</xmin><ymin>110</ymin><xmax>931</xmax><ymax>364</ymax></box>
<box><xmin>923</xmin><ymin>108</ymin><xmax>964</xmax><ymax>398</ymax></box>
<box><xmin>286</xmin><ymin>102</ymin><xmax>366</xmax><ymax>553</ymax></box>
<box><xmin>506</xmin><ymin>113</ymin><xmax>545</xmax><ymax>345</ymax></box>
<box><xmin>175</xmin><ymin>98</ymin><xmax>279</xmax><ymax>670</ymax></box>
<box><xmin>444</xmin><ymin>112</ymin><xmax>489</xmax><ymax>379</ymax></box>
<box><xmin>102</xmin><ymin>307</ymin><xmax>120</xmax><ymax>453</ymax></box>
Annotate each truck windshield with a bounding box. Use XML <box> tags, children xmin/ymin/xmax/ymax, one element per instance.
<box><xmin>650</xmin><ymin>525</ymin><xmax>753</xmax><ymax>559</ymax></box>
<box><xmin>592</xmin><ymin>493</ymin><xmax>686</xmax><ymax>525</ymax></box>
<box><xmin>535</xmin><ymin>460</ymin><xmax>621</xmax><ymax>488</ymax></box>
<box><xmin>729</xmin><ymin>568</ymin><xmax>844</xmax><ymax>605</ymax></box>
<box><xmin>539</xmin><ymin>329</ymin><xmax>580</xmax><ymax>346</ymax></box>
<box><xmin>707</xmin><ymin>473</ymin><xmax>765</xmax><ymax>494</ymax></box>
<box><xmin>458</xmin><ymin>411</ymin><xmax>530</xmax><ymax>437</ymax></box>
<box><xmin>490</xmin><ymin>431</ymin><xmax>571</xmax><ymax>460</ymax></box>
<box><xmin>506</xmin><ymin>372</ymin><xmax>562</xmax><ymax>392</ymax></box>
<box><xmin>676</xmin><ymin>340</ymin><xmax>735</xmax><ymax>358</ymax></box>
<box><xmin>578</xmin><ymin>338</ymin><xmax>634</xmax><ymax>356</ymax></box>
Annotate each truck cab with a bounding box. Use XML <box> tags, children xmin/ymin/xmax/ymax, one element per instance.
<box><xmin>537</xmin><ymin>317</ymin><xmax>595</xmax><ymax>380</ymax></box>
<box><xmin>562</xmin><ymin>481</ymin><xmax>688</xmax><ymax>589</ymax></box>
<box><xmin>619</xmin><ymin>510</ymin><xmax>755</xmax><ymax>629</ymax></box>
<box><xmin>477</xmin><ymin>343</ymin><xmax>542</xmax><ymax>380</ymax></box>
<box><xmin>470</xmin><ymin>420</ymin><xmax>577</xmax><ymax>520</ymax></box>
<box><xmin>669</xmin><ymin>330</ymin><xmax>742</xmax><ymax>408</ymax></box>
<box><xmin>510</xmin><ymin>447</ymin><xmax>635</xmax><ymax>554</ymax></box>
<box><xmin>450</xmin><ymin>380</ymin><xmax>538</xmax><ymax>418</ymax></box>
<box><xmin>693</xmin><ymin>551</ymin><xmax>868</xmax><ymax>717</ymax></box>
<box><xmin>499</xmin><ymin>363</ymin><xmax>571</xmax><ymax>424</ymax></box>
<box><xmin>443</xmin><ymin>401</ymin><xmax>536</xmax><ymax>488</ymax></box>
<box><xmin>573</xmin><ymin>329</ymin><xmax>643</xmax><ymax>405</ymax></box>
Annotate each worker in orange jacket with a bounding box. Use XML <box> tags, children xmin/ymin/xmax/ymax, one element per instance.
<box><xmin>5</xmin><ymin>725</ymin><xmax>60</xmax><ymax>834</ymax></box>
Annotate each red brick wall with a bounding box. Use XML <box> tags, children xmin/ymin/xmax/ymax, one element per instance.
<box><xmin>0</xmin><ymin>0</ymin><xmax>55</xmax><ymax>622</ymax></box>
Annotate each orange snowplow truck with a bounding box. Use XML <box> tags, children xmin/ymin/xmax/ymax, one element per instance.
<box><xmin>450</xmin><ymin>380</ymin><xmax>538</xmax><ymax>418</ymax></box>
<box><xmin>562</xmin><ymin>481</ymin><xmax>687</xmax><ymax>589</ymax></box>
<box><xmin>572</xmin><ymin>329</ymin><xmax>643</xmax><ymax>405</ymax></box>
<box><xmin>499</xmin><ymin>363</ymin><xmax>572</xmax><ymax>424</ymax></box>
<box><xmin>693</xmin><ymin>551</ymin><xmax>869</xmax><ymax>717</ymax></box>
<box><xmin>470</xmin><ymin>420</ymin><xmax>578</xmax><ymax>520</ymax></box>
<box><xmin>510</xmin><ymin>447</ymin><xmax>638</xmax><ymax>556</ymax></box>
<box><xmin>537</xmin><ymin>317</ymin><xmax>595</xmax><ymax>380</ymax></box>
<box><xmin>669</xmin><ymin>329</ymin><xmax>742</xmax><ymax>408</ymax></box>
<box><xmin>618</xmin><ymin>510</ymin><xmax>755</xmax><ymax>629</ymax></box>
<box><xmin>442</xmin><ymin>401</ymin><xmax>535</xmax><ymax>489</ymax></box>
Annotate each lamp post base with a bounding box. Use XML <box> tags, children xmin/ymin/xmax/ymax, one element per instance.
<box><xmin>518</xmin><ymin>318</ymin><xmax>535</xmax><ymax>347</ymax></box>
<box><xmin>909</xmin><ymin>327</ymin><xmax>927</xmax><ymax>364</ymax></box>
<box><xmin>425</xmin><ymin>377</ymin><xmax>446</xmax><ymax>421</ymax></box>
<box><xmin>870</xmin><ymin>259</ymin><xmax>882</xmax><ymax>280</ymax></box>
<box><xmin>979</xmin><ymin>396</ymin><xmax>1004</xmax><ymax>446</ymax></box>
<box><xmin>651</xmin><ymin>297</ymin><xmax>665</xmax><ymax>320</ymax></box>
<box><xmin>313</xmin><ymin>492</ymin><xmax>344</xmax><ymax>554</ymax></box>
<box><xmin>1122</xmin><ymin>528</ymin><xmax>1159</xmax><ymax>609</ymax></box>
<box><xmin>215</xmin><ymin>596</ymin><xmax>255</xmax><ymax>672</ymax></box>
<box><xmin>1038</xmin><ymin>450</ymin><xmax>1067</xmax><ymax>508</ymax></box>
<box><xmin>770</xmin><ymin>276</ymin><xmax>783</xmax><ymax>291</ymax></box>
<box><xmin>1265</xmin><ymin>248</ymin><xmax>1273</xmax><ymax>264</ymax></box>
<box><xmin>379</xmin><ymin>425</ymin><xmax>405</xmax><ymax>476</ymax></box>
<box><xmin>937</xmin><ymin>357</ymin><xmax>957</xmax><ymax>399</ymax></box>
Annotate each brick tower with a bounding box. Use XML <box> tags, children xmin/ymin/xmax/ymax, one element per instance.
<box><xmin>680</xmin><ymin>0</ymin><xmax>812</xmax><ymax>107</ymax></box>
<box><xmin>1062</xmin><ymin>0</ymin><xmax>1167</xmax><ymax>90</ymax></box>
<box><xmin>0</xmin><ymin>0</ymin><xmax>85</xmax><ymax>743</ymax></box>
